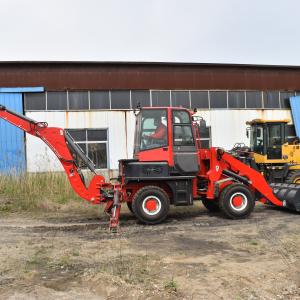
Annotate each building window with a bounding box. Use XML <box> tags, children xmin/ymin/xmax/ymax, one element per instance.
<box><xmin>171</xmin><ymin>91</ymin><xmax>190</xmax><ymax>108</ymax></box>
<box><xmin>263</xmin><ymin>91</ymin><xmax>280</xmax><ymax>109</ymax></box>
<box><xmin>131</xmin><ymin>90</ymin><xmax>150</xmax><ymax>108</ymax></box>
<box><xmin>110</xmin><ymin>90</ymin><xmax>130</xmax><ymax>109</ymax></box>
<box><xmin>24</xmin><ymin>93</ymin><xmax>46</xmax><ymax>110</ymax></box>
<box><xmin>68</xmin><ymin>91</ymin><xmax>89</xmax><ymax>110</ymax></box>
<box><xmin>190</xmin><ymin>91</ymin><xmax>209</xmax><ymax>109</ymax></box>
<box><xmin>246</xmin><ymin>91</ymin><xmax>263</xmax><ymax>109</ymax></box>
<box><xmin>47</xmin><ymin>91</ymin><xmax>68</xmax><ymax>110</ymax></box>
<box><xmin>228</xmin><ymin>91</ymin><xmax>246</xmax><ymax>109</ymax></box>
<box><xmin>280</xmin><ymin>91</ymin><xmax>294</xmax><ymax>109</ymax></box>
<box><xmin>151</xmin><ymin>91</ymin><xmax>170</xmax><ymax>107</ymax></box>
<box><xmin>66</xmin><ymin>129</ymin><xmax>108</xmax><ymax>169</ymax></box>
<box><xmin>210</xmin><ymin>91</ymin><xmax>227</xmax><ymax>109</ymax></box>
<box><xmin>90</xmin><ymin>91</ymin><xmax>110</xmax><ymax>109</ymax></box>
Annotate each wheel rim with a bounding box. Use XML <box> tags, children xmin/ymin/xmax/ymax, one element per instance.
<box><xmin>142</xmin><ymin>196</ymin><xmax>161</xmax><ymax>216</ymax></box>
<box><xmin>293</xmin><ymin>177</ymin><xmax>300</xmax><ymax>184</ymax></box>
<box><xmin>229</xmin><ymin>192</ymin><xmax>248</xmax><ymax>212</ymax></box>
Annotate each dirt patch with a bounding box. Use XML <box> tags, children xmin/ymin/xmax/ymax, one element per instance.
<box><xmin>0</xmin><ymin>203</ymin><xmax>300</xmax><ymax>299</ymax></box>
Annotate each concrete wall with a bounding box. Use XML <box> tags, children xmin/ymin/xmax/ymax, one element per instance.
<box><xmin>25</xmin><ymin>109</ymin><xmax>292</xmax><ymax>174</ymax></box>
<box><xmin>196</xmin><ymin>109</ymin><xmax>292</xmax><ymax>149</ymax></box>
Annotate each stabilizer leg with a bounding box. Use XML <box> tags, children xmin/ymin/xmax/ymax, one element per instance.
<box><xmin>109</xmin><ymin>187</ymin><xmax>121</xmax><ymax>232</ymax></box>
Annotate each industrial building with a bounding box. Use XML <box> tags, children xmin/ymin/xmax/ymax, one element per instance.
<box><xmin>0</xmin><ymin>61</ymin><xmax>299</xmax><ymax>176</ymax></box>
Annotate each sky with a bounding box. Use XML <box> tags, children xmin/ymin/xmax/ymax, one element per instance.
<box><xmin>0</xmin><ymin>0</ymin><xmax>299</xmax><ymax>65</ymax></box>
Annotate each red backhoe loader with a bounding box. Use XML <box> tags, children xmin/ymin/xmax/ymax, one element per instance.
<box><xmin>0</xmin><ymin>104</ymin><xmax>299</xmax><ymax>230</ymax></box>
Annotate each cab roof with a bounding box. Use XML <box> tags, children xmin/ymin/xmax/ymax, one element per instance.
<box><xmin>246</xmin><ymin>119</ymin><xmax>290</xmax><ymax>125</ymax></box>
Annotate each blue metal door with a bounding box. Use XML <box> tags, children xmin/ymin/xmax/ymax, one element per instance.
<box><xmin>0</xmin><ymin>93</ymin><xmax>25</xmax><ymax>173</ymax></box>
<box><xmin>290</xmin><ymin>96</ymin><xmax>300</xmax><ymax>138</ymax></box>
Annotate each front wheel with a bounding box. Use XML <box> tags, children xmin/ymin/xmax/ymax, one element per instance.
<box><xmin>132</xmin><ymin>185</ymin><xmax>170</xmax><ymax>225</ymax></box>
<box><xmin>219</xmin><ymin>184</ymin><xmax>255</xmax><ymax>219</ymax></box>
<box><xmin>286</xmin><ymin>170</ymin><xmax>300</xmax><ymax>184</ymax></box>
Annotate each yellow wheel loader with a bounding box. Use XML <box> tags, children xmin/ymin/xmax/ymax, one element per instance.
<box><xmin>231</xmin><ymin>119</ymin><xmax>300</xmax><ymax>183</ymax></box>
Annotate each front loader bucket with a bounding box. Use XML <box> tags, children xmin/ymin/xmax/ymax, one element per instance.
<box><xmin>270</xmin><ymin>183</ymin><xmax>300</xmax><ymax>212</ymax></box>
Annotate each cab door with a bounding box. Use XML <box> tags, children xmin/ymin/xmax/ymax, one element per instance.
<box><xmin>267</xmin><ymin>123</ymin><xmax>283</xmax><ymax>160</ymax></box>
<box><xmin>172</xmin><ymin>109</ymin><xmax>199</xmax><ymax>175</ymax></box>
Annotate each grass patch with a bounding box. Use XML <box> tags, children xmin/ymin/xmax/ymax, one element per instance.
<box><xmin>164</xmin><ymin>277</ymin><xmax>178</xmax><ymax>293</ymax></box>
<box><xmin>249</xmin><ymin>240</ymin><xmax>259</xmax><ymax>246</ymax></box>
<box><xmin>0</xmin><ymin>172</ymin><xmax>88</xmax><ymax>213</ymax></box>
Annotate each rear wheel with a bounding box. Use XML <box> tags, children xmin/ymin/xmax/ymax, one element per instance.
<box><xmin>132</xmin><ymin>186</ymin><xmax>170</xmax><ymax>225</ymax></box>
<box><xmin>202</xmin><ymin>198</ymin><xmax>220</xmax><ymax>212</ymax></box>
<box><xmin>219</xmin><ymin>184</ymin><xmax>255</xmax><ymax>219</ymax></box>
<box><xmin>286</xmin><ymin>170</ymin><xmax>300</xmax><ymax>184</ymax></box>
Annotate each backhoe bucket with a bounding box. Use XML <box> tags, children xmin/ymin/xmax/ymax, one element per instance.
<box><xmin>270</xmin><ymin>183</ymin><xmax>300</xmax><ymax>212</ymax></box>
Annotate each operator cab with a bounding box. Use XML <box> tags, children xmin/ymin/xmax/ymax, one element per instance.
<box><xmin>247</xmin><ymin>119</ymin><xmax>289</xmax><ymax>160</ymax></box>
<box><xmin>133</xmin><ymin>107</ymin><xmax>199</xmax><ymax>175</ymax></box>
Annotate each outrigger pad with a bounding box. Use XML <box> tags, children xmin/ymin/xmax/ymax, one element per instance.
<box><xmin>271</xmin><ymin>183</ymin><xmax>300</xmax><ymax>212</ymax></box>
<box><xmin>0</xmin><ymin>105</ymin><xmax>6</xmax><ymax>110</ymax></box>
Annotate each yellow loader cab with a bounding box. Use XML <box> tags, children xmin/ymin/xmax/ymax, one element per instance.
<box><xmin>246</xmin><ymin>119</ymin><xmax>300</xmax><ymax>183</ymax></box>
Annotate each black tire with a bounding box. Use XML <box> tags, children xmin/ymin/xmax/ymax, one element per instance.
<box><xmin>219</xmin><ymin>184</ymin><xmax>255</xmax><ymax>219</ymax></box>
<box><xmin>286</xmin><ymin>170</ymin><xmax>300</xmax><ymax>184</ymax></box>
<box><xmin>127</xmin><ymin>202</ymin><xmax>133</xmax><ymax>213</ymax></box>
<box><xmin>132</xmin><ymin>185</ymin><xmax>170</xmax><ymax>225</ymax></box>
<box><xmin>202</xmin><ymin>198</ymin><xmax>220</xmax><ymax>212</ymax></box>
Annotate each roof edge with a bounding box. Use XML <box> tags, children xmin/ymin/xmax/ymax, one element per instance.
<box><xmin>0</xmin><ymin>61</ymin><xmax>300</xmax><ymax>69</ymax></box>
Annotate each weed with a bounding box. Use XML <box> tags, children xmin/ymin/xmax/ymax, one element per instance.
<box><xmin>59</xmin><ymin>255</ymin><xmax>72</xmax><ymax>268</ymax></box>
<box><xmin>249</xmin><ymin>240</ymin><xmax>259</xmax><ymax>246</ymax></box>
<box><xmin>71</xmin><ymin>249</ymin><xmax>80</xmax><ymax>257</ymax></box>
<box><xmin>25</xmin><ymin>247</ymin><xmax>50</xmax><ymax>271</ymax></box>
<box><xmin>164</xmin><ymin>276</ymin><xmax>178</xmax><ymax>293</ymax></box>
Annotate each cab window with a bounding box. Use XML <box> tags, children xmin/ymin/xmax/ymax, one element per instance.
<box><xmin>267</xmin><ymin>124</ymin><xmax>282</xmax><ymax>147</ymax></box>
<box><xmin>250</xmin><ymin>126</ymin><xmax>264</xmax><ymax>154</ymax></box>
<box><xmin>172</xmin><ymin>110</ymin><xmax>195</xmax><ymax>146</ymax></box>
<box><xmin>140</xmin><ymin>109</ymin><xmax>168</xmax><ymax>151</ymax></box>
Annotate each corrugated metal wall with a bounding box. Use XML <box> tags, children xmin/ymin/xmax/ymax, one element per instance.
<box><xmin>197</xmin><ymin>109</ymin><xmax>292</xmax><ymax>149</ymax></box>
<box><xmin>0</xmin><ymin>93</ymin><xmax>25</xmax><ymax>173</ymax></box>
<box><xmin>2</xmin><ymin>62</ymin><xmax>300</xmax><ymax>91</ymax></box>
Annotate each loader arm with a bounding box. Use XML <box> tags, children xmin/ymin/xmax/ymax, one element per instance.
<box><xmin>0</xmin><ymin>105</ymin><xmax>105</xmax><ymax>203</ymax></box>
<box><xmin>221</xmin><ymin>152</ymin><xmax>283</xmax><ymax>207</ymax></box>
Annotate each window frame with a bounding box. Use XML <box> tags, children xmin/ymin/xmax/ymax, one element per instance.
<box><xmin>172</xmin><ymin>109</ymin><xmax>195</xmax><ymax>147</ymax></box>
<box><xmin>66</xmin><ymin>128</ymin><xmax>109</xmax><ymax>169</ymax></box>
<box><xmin>139</xmin><ymin>108</ymin><xmax>169</xmax><ymax>152</ymax></box>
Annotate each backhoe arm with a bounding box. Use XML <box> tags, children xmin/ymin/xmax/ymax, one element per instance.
<box><xmin>0</xmin><ymin>105</ymin><xmax>105</xmax><ymax>203</ymax></box>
